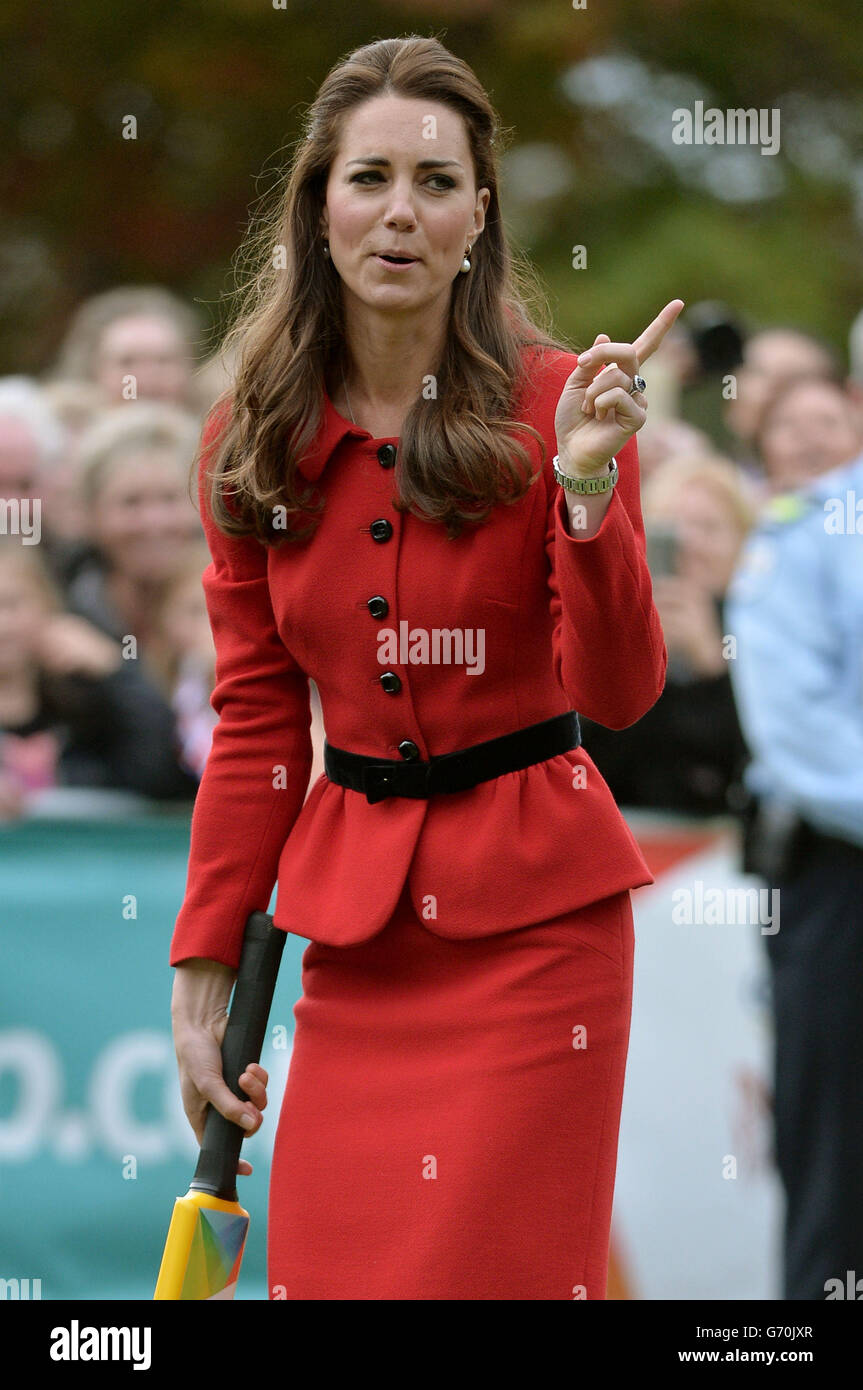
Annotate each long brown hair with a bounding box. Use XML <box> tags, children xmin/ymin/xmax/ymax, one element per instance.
<box><xmin>205</xmin><ymin>34</ymin><xmax>578</xmax><ymax>545</ymax></box>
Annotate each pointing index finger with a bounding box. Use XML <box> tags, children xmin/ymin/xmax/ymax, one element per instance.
<box><xmin>633</xmin><ymin>299</ymin><xmax>685</xmax><ymax>366</ymax></box>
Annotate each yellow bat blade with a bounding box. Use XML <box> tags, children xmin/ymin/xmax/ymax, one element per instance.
<box><xmin>156</xmin><ymin>910</ymin><xmax>285</xmax><ymax>1300</ymax></box>
<box><xmin>154</xmin><ymin>1189</ymin><xmax>250</xmax><ymax>1300</ymax></box>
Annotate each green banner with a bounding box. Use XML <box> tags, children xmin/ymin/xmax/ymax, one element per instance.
<box><xmin>0</xmin><ymin>814</ymin><xmax>305</xmax><ymax>1301</ymax></box>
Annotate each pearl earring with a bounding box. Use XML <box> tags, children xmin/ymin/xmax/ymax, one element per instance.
<box><xmin>460</xmin><ymin>245</ymin><xmax>472</xmax><ymax>274</ymax></box>
<box><xmin>322</xmin><ymin>239</ymin><xmax>330</xmax><ymax>258</ymax></box>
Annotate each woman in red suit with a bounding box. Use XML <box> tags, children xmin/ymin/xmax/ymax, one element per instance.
<box><xmin>170</xmin><ymin>34</ymin><xmax>682</xmax><ymax>1300</ymax></box>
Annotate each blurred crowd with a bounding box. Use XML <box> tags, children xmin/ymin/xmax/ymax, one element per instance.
<box><xmin>0</xmin><ymin>287</ymin><xmax>229</xmax><ymax>816</ymax></box>
<box><xmin>583</xmin><ymin>312</ymin><xmax>863</xmax><ymax>822</ymax></box>
<box><xmin>1</xmin><ymin>287</ymin><xmax>862</xmax><ymax>827</ymax></box>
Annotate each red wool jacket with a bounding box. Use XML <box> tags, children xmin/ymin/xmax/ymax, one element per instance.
<box><xmin>170</xmin><ymin>346</ymin><xmax>666</xmax><ymax>969</ymax></box>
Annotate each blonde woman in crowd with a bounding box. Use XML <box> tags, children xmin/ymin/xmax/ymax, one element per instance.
<box><xmin>62</xmin><ymin>401</ymin><xmax>206</xmax><ymax>799</ymax></box>
<box><xmin>49</xmin><ymin>285</ymin><xmax>207</xmax><ymax>416</ymax></box>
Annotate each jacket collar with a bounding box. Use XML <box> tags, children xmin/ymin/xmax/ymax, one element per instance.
<box><xmin>295</xmin><ymin>387</ymin><xmax>394</xmax><ymax>483</ymax></box>
<box><xmin>293</xmin><ymin>342</ymin><xmax>545</xmax><ymax>483</ymax></box>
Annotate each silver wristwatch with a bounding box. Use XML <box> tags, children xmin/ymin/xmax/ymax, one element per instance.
<box><xmin>553</xmin><ymin>455</ymin><xmax>619</xmax><ymax>495</ymax></box>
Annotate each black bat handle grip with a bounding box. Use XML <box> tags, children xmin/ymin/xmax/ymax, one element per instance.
<box><xmin>189</xmin><ymin>911</ymin><xmax>287</xmax><ymax>1202</ymax></box>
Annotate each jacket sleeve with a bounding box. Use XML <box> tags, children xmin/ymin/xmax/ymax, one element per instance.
<box><xmin>545</xmin><ymin>433</ymin><xmax>667</xmax><ymax>729</ymax></box>
<box><xmin>169</xmin><ymin>406</ymin><xmax>314</xmax><ymax>969</ymax></box>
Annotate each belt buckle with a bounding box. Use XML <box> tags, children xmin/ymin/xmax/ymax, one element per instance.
<box><xmin>361</xmin><ymin>760</ymin><xmax>431</xmax><ymax>804</ymax></box>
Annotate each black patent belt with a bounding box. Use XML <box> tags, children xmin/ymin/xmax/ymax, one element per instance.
<box><xmin>323</xmin><ymin>710</ymin><xmax>581</xmax><ymax>805</ymax></box>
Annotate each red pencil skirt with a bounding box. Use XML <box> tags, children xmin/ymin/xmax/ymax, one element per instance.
<box><xmin>267</xmin><ymin>880</ymin><xmax>634</xmax><ymax>1300</ymax></box>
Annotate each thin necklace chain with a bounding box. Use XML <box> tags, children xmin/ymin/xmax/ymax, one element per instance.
<box><xmin>340</xmin><ymin>364</ymin><xmax>355</xmax><ymax>425</ymax></box>
<box><xmin>340</xmin><ymin>364</ymin><xmax>414</xmax><ymax>434</ymax></box>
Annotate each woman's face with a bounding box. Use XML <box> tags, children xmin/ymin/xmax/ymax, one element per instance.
<box><xmin>758</xmin><ymin>382</ymin><xmax>862</xmax><ymax>492</ymax></box>
<box><xmin>95</xmin><ymin>315</ymin><xmax>192</xmax><ymax>405</ymax></box>
<box><xmin>90</xmin><ymin>448</ymin><xmax>200</xmax><ymax>583</ymax></box>
<box><xmin>321</xmin><ymin>94</ymin><xmax>489</xmax><ymax>323</ymax></box>
<box><xmin>650</xmin><ymin>481</ymin><xmax>746</xmax><ymax>595</ymax></box>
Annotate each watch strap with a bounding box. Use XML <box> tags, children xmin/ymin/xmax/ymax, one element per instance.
<box><xmin>553</xmin><ymin>455</ymin><xmax>619</xmax><ymax>495</ymax></box>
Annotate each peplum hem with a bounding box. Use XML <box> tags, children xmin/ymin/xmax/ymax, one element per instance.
<box><xmin>271</xmin><ymin>749</ymin><xmax>652</xmax><ymax>946</ymax></box>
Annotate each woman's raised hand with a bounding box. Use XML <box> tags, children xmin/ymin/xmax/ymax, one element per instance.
<box><xmin>554</xmin><ymin>300</ymin><xmax>685</xmax><ymax>474</ymax></box>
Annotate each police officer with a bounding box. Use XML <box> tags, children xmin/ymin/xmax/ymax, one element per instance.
<box><xmin>726</xmin><ymin>376</ymin><xmax>863</xmax><ymax>1301</ymax></box>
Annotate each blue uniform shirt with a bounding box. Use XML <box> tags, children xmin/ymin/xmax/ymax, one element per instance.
<box><xmin>726</xmin><ymin>449</ymin><xmax>863</xmax><ymax>848</ymax></box>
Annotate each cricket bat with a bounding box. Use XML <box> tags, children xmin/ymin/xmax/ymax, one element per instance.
<box><xmin>154</xmin><ymin>910</ymin><xmax>286</xmax><ymax>1300</ymax></box>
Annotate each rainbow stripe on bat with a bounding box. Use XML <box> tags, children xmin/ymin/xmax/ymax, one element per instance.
<box><xmin>154</xmin><ymin>1190</ymin><xmax>249</xmax><ymax>1300</ymax></box>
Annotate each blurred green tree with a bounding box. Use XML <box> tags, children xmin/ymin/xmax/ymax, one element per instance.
<box><xmin>0</xmin><ymin>0</ymin><xmax>860</xmax><ymax>380</ymax></box>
